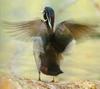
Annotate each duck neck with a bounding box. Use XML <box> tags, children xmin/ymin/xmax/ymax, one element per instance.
<box><xmin>45</xmin><ymin>16</ymin><xmax>55</xmax><ymax>34</ymax></box>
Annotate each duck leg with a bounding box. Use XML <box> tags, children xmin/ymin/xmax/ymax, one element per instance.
<box><xmin>51</xmin><ymin>76</ymin><xmax>55</xmax><ymax>82</ymax></box>
<box><xmin>38</xmin><ymin>71</ymin><xmax>41</xmax><ymax>81</ymax></box>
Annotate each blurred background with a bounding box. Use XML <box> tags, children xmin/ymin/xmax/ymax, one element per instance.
<box><xmin>0</xmin><ymin>0</ymin><xmax>100</xmax><ymax>81</ymax></box>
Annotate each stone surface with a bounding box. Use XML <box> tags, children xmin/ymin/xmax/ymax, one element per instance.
<box><xmin>0</xmin><ymin>76</ymin><xmax>100</xmax><ymax>89</ymax></box>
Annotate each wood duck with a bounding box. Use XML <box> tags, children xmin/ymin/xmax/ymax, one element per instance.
<box><xmin>3</xmin><ymin>6</ymin><xmax>98</xmax><ymax>82</ymax></box>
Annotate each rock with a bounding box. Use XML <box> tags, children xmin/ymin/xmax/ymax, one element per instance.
<box><xmin>0</xmin><ymin>76</ymin><xmax>100</xmax><ymax>89</ymax></box>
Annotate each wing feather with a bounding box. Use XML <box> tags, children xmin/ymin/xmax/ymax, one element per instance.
<box><xmin>55</xmin><ymin>21</ymin><xmax>97</xmax><ymax>40</ymax></box>
<box><xmin>2</xmin><ymin>19</ymin><xmax>48</xmax><ymax>41</ymax></box>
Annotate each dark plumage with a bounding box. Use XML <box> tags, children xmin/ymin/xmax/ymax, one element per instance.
<box><xmin>2</xmin><ymin>6</ymin><xmax>99</xmax><ymax>82</ymax></box>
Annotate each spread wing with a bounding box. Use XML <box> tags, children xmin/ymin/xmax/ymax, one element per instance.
<box><xmin>2</xmin><ymin>19</ymin><xmax>48</xmax><ymax>41</ymax></box>
<box><xmin>54</xmin><ymin>20</ymin><xmax>99</xmax><ymax>54</ymax></box>
<box><xmin>55</xmin><ymin>21</ymin><xmax>97</xmax><ymax>40</ymax></box>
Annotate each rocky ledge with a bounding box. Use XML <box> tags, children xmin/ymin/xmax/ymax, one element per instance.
<box><xmin>0</xmin><ymin>76</ymin><xmax>100</xmax><ymax>89</ymax></box>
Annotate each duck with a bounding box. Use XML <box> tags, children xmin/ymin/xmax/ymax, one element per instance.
<box><xmin>3</xmin><ymin>6</ymin><xmax>99</xmax><ymax>82</ymax></box>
